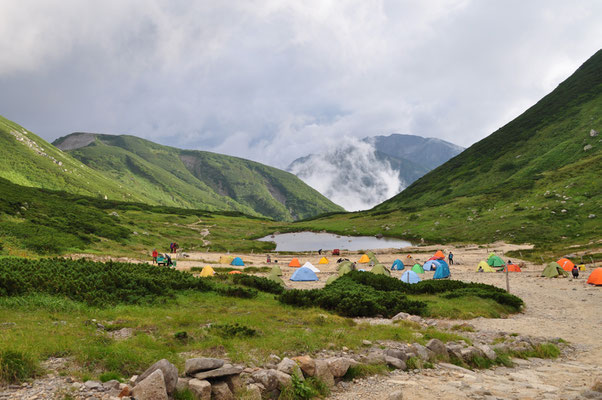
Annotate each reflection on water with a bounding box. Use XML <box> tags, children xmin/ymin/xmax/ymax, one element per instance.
<box><xmin>257</xmin><ymin>231</ymin><xmax>412</xmax><ymax>251</ymax></box>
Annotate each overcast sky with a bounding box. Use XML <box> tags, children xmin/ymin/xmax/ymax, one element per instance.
<box><xmin>1</xmin><ymin>0</ymin><xmax>601</xmax><ymax>168</ymax></box>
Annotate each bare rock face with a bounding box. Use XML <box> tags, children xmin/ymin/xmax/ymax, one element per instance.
<box><xmin>135</xmin><ymin>359</ymin><xmax>178</xmax><ymax>396</ymax></box>
<box><xmin>292</xmin><ymin>355</ymin><xmax>316</xmax><ymax>377</ymax></box>
<box><xmin>185</xmin><ymin>358</ymin><xmax>225</xmax><ymax>375</ymax></box>
<box><xmin>211</xmin><ymin>381</ymin><xmax>234</xmax><ymax>400</ymax></box>
<box><xmin>314</xmin><ymin>359</ymin><xmax>335</xmax><ymax>387</ymax></box>
<box><xmin>188</xmin><ymin>379</ymin><xmax>212</xmax><ymax>400</ymax></box>
<box><xmin>131</xmin><ymin>369</ymin><xmax>168</xmax><ymax>400</ymax></box>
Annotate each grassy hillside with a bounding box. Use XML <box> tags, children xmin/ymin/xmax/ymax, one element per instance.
<box><xmin>53</xmin><ymin>133</ymin><xmax>343</xmax><ymax>221</ymax></box>
<box><xmin>295</xmin><ymin>50</ymin><xmax>602</xmax><ymax>255</ymax></box>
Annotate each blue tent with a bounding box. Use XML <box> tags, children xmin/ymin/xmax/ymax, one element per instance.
<box><xmin>423</xmin><ymin>260</ymin><xmax>439</xmax><ymax>271</ymax></box>
<box><xmin>433</xmin><ymin>260</ymin><xmax>450</xmax><ymax>279</ymax></box>
<box><xmin>391</xmin><ymin>259</ymin><xmax>405</xmax><ymax>270</ymax></box>
<box><xmin>290</xmin><ymin>267</ymin><xmax>319</xmax><ymax>281</ymax></box>
<box><xmin>400</xmin><ymin>270</ymin><xmax>421</xmax><ymax>284</ymax></box>
<box><xmin>231</xmin><ymin>257</ymin><xmax>244</xmax><ymax>266</ymax></box>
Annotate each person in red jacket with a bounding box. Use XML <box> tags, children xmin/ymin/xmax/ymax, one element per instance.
<box><xmin>152</xmin><ymin>249</ymin><xmax>158</xmax><ymax>264</ymax></box>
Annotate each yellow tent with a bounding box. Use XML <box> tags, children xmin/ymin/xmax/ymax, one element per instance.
<box><xmin>318</xmin><ymin>257</ymin><xmax>329</xmax><ymax>264</ymax></box>
<box><xmin>219</xmin><ymin>255</ymin><xmax>234</xmax><ymax>264</ymax></box>
<box><xmin>200</xmin><ymin>265</ymin><xmax>215</xmax><ymax>277</ymax></box>
<box><xmin>358</xmin><ymin>254</ymin><xmax>370</xmax><ymax>263</ymax></box>
<box><xmin>476</xmin><ymin>260</ymin><xmax>495</xmax><ymax>272</ymax></box>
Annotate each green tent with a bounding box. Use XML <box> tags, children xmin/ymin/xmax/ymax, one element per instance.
<box><xmin>338</xmin><ymin>264</ymin><xmax>352</xmax><ymax>276</ymax></box>
<box><xmin>411</xmin><ymin>263</ymin><xmax>424</xmax><ymax>274</ymax></box>
<box><xmin>271</xmin><ymin>265</ymin><xmax>283</xmax><ymax>276</ymax></box>
<box><xmin>326</xmin><ymin>275</ymin><xmax>338</xmax><ymax>285</ymax></box>
<box><xmin>366</xmin><ymin>251</ymin><xmax>379</xmax><ymax>265</ymax></box>
<box><xmin>337</xmin><ymin>261</ymin><xmax>353</xmax><ymax>271</ymax></box>
<box><xmin>371</xmin><ymin>264</ymin><xmax>390</xmax><ymax>276</ymax></box>
<box><xmin>542</xmin><ymin>262</ymin><xmax>569</xmax><ymax>278</ymax></box>
<box><xmin>487</xmin><ymin>255</ymin><xmax>505</xmax><ymax>267</ymax></box>
<box><xmin>267</xmin><ymin>274</ymin><xmax>285</xmax><ymax>285</ymax></box>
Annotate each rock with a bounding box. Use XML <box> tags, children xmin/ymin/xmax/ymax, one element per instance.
<box><xmin>277</xmin><ymin>357</ymin><xmax>304</xmax><ymax>380</ymax></box>
<box><xmin>446</xmin><ymin>344</ymin><xmax>464</xmax><ymax>360</ymax></box>
<box><xmin>176</xmin><ymin>377</ymin><xmax>190</xmax><ymax>392</ymax></box>
<box><xmin>102</xmin><ymin>380</ymin><xmax>121</xmax><ymax>390</ymax></box>
<box><xmin>251</xmin><ymin>369</ymin><xmax>279</xmax><ymax>392</ymax></box>
<box><xmin>211</xmin><ymin>381</ymin><xmax>234</xmax><ymax>400</ymax></box>
<box><xmin>292</xmin><ymin>356</ymin><xmax>316</xmax><ymax>377</ymax></box>
<box><xmin>584</xmin><ymin>144</ymin><xmax>593</xmax><ymax>151</ymax></box>
<box><xmin>193</xmin><ymin>366</ymin><xmax>243</xmax><ymax>380</ymax></box>
<box><xmin>128</xmin><ymin>375</ymin><xmax>138</xmax><ymax>387</ymax></box>
<box><xmin>460</xmin><ymin>346</ymin><xmax>483</xmax><ymax>361</ymax></box>
<box><xmin>226</xmin><ymin>374</ymin><xmax>242</xmax><ymax>393</ymax></box>
<box><xmin>410</xmin><ymin>344</ymin><xmax>429</xmax><ymax>361</ymax></box>
<box><xmin>108</xmin><ymin>327</ymin><xmax>133</xmax><ymax>341</ymax></box>
<box><xmin>385</xmin><ymin>348</ymin><xmax>408</xmax><ymax>362</ymax></box>
<box><xmin>477</xmin><ymin>344</ymin><xmax>497</xmax><ymax>361</ymax></box>
<box><xmin>84</xmin><ymin>380</ymin><xmax>102</xmax><ymax>390</ymax></box>
<box><xmin>425</xmin><ymin>339</ymin><xmax>447</xmax><ymax>359</ymax></box>
<box><xmin>385</xmin><ymin>356</ymin><xmax>406</xmax><ymax>370</ymax></box>
<box><xmin>267</xmin><ymin>354</ymin><xmax>281</xmax><ymax>364</ymax></box>
<box><xmin>591</xmin><ymin>129</ymin><xmax>599</xmax><ymax>137</ymax></box>
<box><xmin>391</xmin><ymin>312</ymin><xmax>410</xmax><ymax>321</ymax></box>
<box><xmin>407</xmin><ymin>315</ymin><xmax>422</xmax><ymax>324</ymax></box>
<box><xmin>273</xmin><ymin>370</ymin><xmax>292</xmax><ymax>388</ymax></box>
<box><xmin>365</xmin><ymin>351</ymin><xmax>386</xmax><ymax>365</ymax></box>
<box><xmin>131</xmin><ymin>369</ymin><xmax>168</xmax><ymax>400</ymax></box>
<box><xmin>314</xmin><ymin>359</ymin><xmax>335</xmax><ymax>387</ymax></box>
<box><xmin>362</xmin><ymin>340</ymin><xmax>372</xmax><ymax>346</ymax></box>
<box><xmin>589</xmin><ymin>214</ymin><xmax>596</xmax><ymax>219</ymax></box>
<box><xmin>135</xmin><ymin>359</ymin><xmax>178</xmax><ymax>396</ymax></box>
<box><xmin>188</xmin><ymin>379</ymin><xmax>211</xmax><ymax>400</ymax></box>
<box><xmin>185</xmin><ymin>358</ymin><xmax>225</xmax><ymax>375</ymax></box>
<box><xmin>327</xmin><ymin>357</ymin><xmax>354</xmax><ymax>378</ymax></box>
<box><xmin>387</xmin><ymin>389</ymin><xmax>404</xmax><ymax>400</ymax></box>
<box><xmin>244</xmin><ymin>384</ymin><xmax>263</xmax><ymax>400</ymax></box>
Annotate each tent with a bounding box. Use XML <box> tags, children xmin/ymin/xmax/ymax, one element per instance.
<box><xmin>487</xmin><ymin>255</ymin><xmax>506</xmax><ymax>268</ymax></box>
<box><xmin>228</xmin><ymin>270</ymin><xmax>242</xmax><ymax>275</ymax></box>
<box><xmin>358</xmin><ymin>254</ymin><xmax>370</xmax><ymax>263</ymax></box>
<box><xmin>231</xmin><ymin>257</ymin><xmax>244</xmax><ymax>266</ymax></box>
<box><xmin>557</xmin><ymin>258</ymin><xmax>575</xmax><ymax>272</ymax></box>
<box><xmin>367</xmin><ymin>251</ymin><xmax>379</xmax><ymax>264</ymax></box>
<box><xmin>290</xmin><ymin>267</ymin><xmax>319</xmax><ymax>281</ymax></box>
<box><xmin>289</xmin><ymin>258</ymin><xmax>301</xmax><ymax>267</ymax></box>
<box><xmin>267</xmin><ymin>274</ymin><xmax>285</xmax><ymax>285</ymax></box>
<box><xmin>325</xmin><ymin>275</ymin><xmax>338</xmax><ymax>285</ymax></box>
<box><xmin>411</xmin><ymin>264</ymin><xmax>424</xmax><ymax>274</ymax></box>
<box><xmin>219</xmin><ymin>255</ymin><xmax>234</xmax><ymax>264</ymax></box>
<box><xmin>504</xmin><ymin>264</ymin><xmax>521</xmax><ymax>272</ymax></box>
<box><xmin>302</xmin><ymin>261</ymin><xmax>320</xmax><ymax>273</ymax></box>
<box><xmin>476</xmin><ymin>260</ymin><xmax>495</xmax><ymax>272</ymax></box>
<box><xmin>338</xmin><ymin>264</ymin><xmax>352</xmax><ymax>276</ymax></box>
<box><xmin>433</xmin><ymin>250</ymin><xmax>445</xmax><ymax>260</ymax></box>
<box><xmin>337</xmin><ymin>260</ymin><xmax>353</xmax><ymax>271</ymax></box>
<box><xmin>200</xmin><ymin>265</ymin><xmax>215</xmax><ymax>277</ymax></box>
<box><xmin>542</xmin><ymin>262</ymin><xmax>568</xmax><ymax>278</ymax></box>
<box><xmin>587</xmin><ymin>268</ymin><xmax>602</xmax><ymax>285</ymax></box>
<box><xmin>423</xmin><ymin>260</ymin><xmax>439</xmax><ymax>271</ymax></box>
<box><xmin>391</xmin><ymin>259</ymin><xmax>405</xmax><ymax>270</ymax></box>
<box><xmin>405</xmin><ymin>255</ymin><xmax>419</xmax><ymax>265</ymax></box>
<box><xmin>371</xmin><ymin>264</ymin><xmax>391</xmax><ymax>276</ymax></box>
<box><xmin>400</xmin><ymin>270</ymin><xmax>421</xmax><ymax>284</ymax></box>
<box><xmin>271</xmin><ymin>265</ymin><xmax>283</xmax><ymax>276</ymax></box>
<box><xmin>318</xmin><ymin>257</ymin><xmax>329</xmax><ymax>264</ymax></box>
<box><xmin>433</xmin><ymin>261</ymin><xmax>450</xmax><ymax>279</ymax></box>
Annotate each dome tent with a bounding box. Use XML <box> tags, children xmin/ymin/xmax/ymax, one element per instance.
<box><xmin>411</xmin><ymin>264</ymin><xmax>424</xmax><ymax>274</ymax></box>
<box><xmin>487</xmin><ymin>255</ymin><xmax>505</xmax><ymax>268</ymax></box>
<box><xmin>542</xmin><ymin>262</ymin><xmax>568</xmax><ymax>278</ymax></box>
<box><xmin>325</xmin><ymin>275</ymin><xmax>338</xmax><ymax>284</ymax></box>
<box><xmin>231</xmin><ymin>257</ymin><xmax>244</xmax><ymax>266</ymax></box>
<box><xmin>476</xmin><ymin>260</ymin><xmax>495</xmax><ymax>272</ymax></box>
<box><xmin>358</xmin><ymin>254</ymin><xmax>370</xmax><ymax>263</ymax></box>
<box><xmin>289</xmin><ymin>258</ymin><xmax>301</xmax><ymax>267</ymax></box>
<box><xmin>587</xmin><ymin>268</ymin><xmax>602</xmax><ymax>285</ymax></box>
<box><xmin>290</xmin><ymin>267</ymin><xmax>319</xmax><ymax>281</ymax></box>
<box><xmin>271</xmin><ymin>265</ymin><xmax>283</xmax><ymax>276</ymax></box>
<box><xmin>557</xmin><ymin>258</ymin><xmax>575</xmax><ymax>272</ymax></box>
<box><xmin>338</xmin><ymin>264</ymin><xmax>352</xmax><ymax>276</ymax></box>
<box><xmin>267</xmin><ymin>274</ymin><xmax>285</xmax><ymax>285</ymax></box>
<box><xmin>318</xmin><ymin>257</ymin><xmax>329</xmax><ymax>264</ymax></box>
<box><xmin>302</xmin><ymin>261</ymin><xmax>320</xmax><ymax>273</ymax></box>
<box><xmin>423</xmin><ymin>260</ymin><xmax>439</xmax><ymax>271</ymax></box>
<box><xmin>433</xmin><ymin>261</ymin><xmax>450</xmax><ymax>279</ymax></box>
<box><xmin>200</xmin><ymin>265</ymin><xmax>215</xmax><ymax>277</ymax></box>
<box><xmin>371</xmin><ymin>264</ymin><xmax>391</xmax><ymax>276</ymax></box>
<box><xmin>391</xmin><ymin>259</ymin><xmax>404</xmax><ymax>270</ymax></box>
<box><xmin>400</xmin><ymin>270</ymin><xmax>421</xmax><ymax>284</ymax></box>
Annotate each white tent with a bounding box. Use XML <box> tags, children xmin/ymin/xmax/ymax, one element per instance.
<box><xmin>302</xmin><ymin>261</ymin><xmax>320</xmax><ymax>273</ymax></box>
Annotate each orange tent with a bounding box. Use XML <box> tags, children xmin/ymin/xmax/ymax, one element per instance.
<box><xmin>557</xmin><ymin>258</ymin><xmax>575</xmax><ymax>272</ymax></box>
<box><xmin>433</xmin><ymin>250</ymin><xmax>445</xmax><ymax>260</ymax></box>
<box><xmin>289</xmin><ymin>258</ymin><xmax>301</xmax><ymax>267</ymax></box>
<box><xmin>228</xmin><ymin>270</ymin><xmax>242</xmax><ymax>275</ymax></box>
<box><xmin>587</xmin><ymin>268</ymin><xmax>602</xmax><ymax>285</ymax></box>
<box><xmin>504</xmin><ymin>264</ymin><xmax>521</xmax><ymax>272</ymax></box>
<box><xmin>358</xmin><ymin>254</ymin><xmax>370</xmax><ymax>263</ymax></box>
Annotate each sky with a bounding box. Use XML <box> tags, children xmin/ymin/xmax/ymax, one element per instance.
<box><xmin>1</xmin><ymin>0</ymin><xmax>601</xmax><ymax>169</ymax></box>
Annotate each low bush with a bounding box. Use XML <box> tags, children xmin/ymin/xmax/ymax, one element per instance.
<box><xmin>210</xmin><ymin>323</ymin><xmax>257</xmax><ymax>338</ymax></box>
<box><xmin>231</xmin><ymin>274</ymin><xmax>284</xmax><ymax>294</ymax></box>
<box><xmin>215</xmin><ymin>285</ymin><xmax>258</xmax><ymax>299</ymax></box>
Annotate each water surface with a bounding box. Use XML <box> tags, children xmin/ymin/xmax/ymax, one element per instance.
<box><xmin>257</xmin><ymin>231</ymin><xmax>412</xmax><ymax>252</ymax></box>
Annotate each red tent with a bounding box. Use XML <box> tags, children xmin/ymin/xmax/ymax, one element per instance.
<box><xmin>504</xmin><ymin>264</ymin><xmax>521</xmax><ymax>272</ymax></box>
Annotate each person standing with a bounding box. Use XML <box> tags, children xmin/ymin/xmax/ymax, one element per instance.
<box><xmin>572</xmin><ymin>265</ymin><xmax>579</xmax><ymax>279</ymax></box>
<box><xmin>448</xmin><ymin>252</ymin><xmax>454</xmax><ymax>265</ymax></box>
<box><xmin>152</xmin><ymin>249</ymin><xmax>158</xmax><ymax>264</ymax></box>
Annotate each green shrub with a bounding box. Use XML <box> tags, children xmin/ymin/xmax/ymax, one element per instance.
<box><xmin>279</xmin><ymin>374</ymin><xmax>318</xmax><ymax>400</ymax></box>
<box><xmin>215</xmin><ymin>285</ymin><xmax>258</xmax><ymax>299</ymax></box>
<box><xmin>0</xmin><ymin>350</ymin><xmax>38</xmax><ymax>384</ymax></box>
<box><xmin>210</xmin><ymin>323</ymin><xmax>257</xmax><ymax>338</ymax></box>
<box><xmin>173</xmin><ymin>388</ymin><xmax>195</xmax><ymax>400</ymax></box>
<box><xmin>231</xmin><ymin>274</ymin><xmax>284</xmax><ymax>294</ymax></box>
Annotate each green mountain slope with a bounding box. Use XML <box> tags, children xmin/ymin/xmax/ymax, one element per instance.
<box><xmin>53</xmin><ymin>133</ymin><xmax>343</xmax><ymax>221</ymax></box>
<box><xmin>296</xmin><ymin>49</ymin><xmax>602</xmax><ymax>251</ymax></box>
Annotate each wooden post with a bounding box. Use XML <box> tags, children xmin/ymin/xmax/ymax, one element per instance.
<box><xmin>506</xmin><ymin>266</ymin><xmax>510</xmax><ymax>293</ymax></box>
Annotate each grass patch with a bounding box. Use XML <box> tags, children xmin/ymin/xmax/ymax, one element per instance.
<box><xmin>279</xmin><ymin>375</ymin><xmax>330</xmax><ymax>400</ymax></box>
<box><xmin>0</xmin><ymin>350</ymin><xmax>39</xmax><ymax>384</ymax></box>
<box><xmin>343</xmin><ymin>363</ymin><xmax>390</xmax><ymax>381</ymax></box>
<box><xmin>99</xmin><ymin>371</ymin><xmax>122</xmax><ymax>382</ymax></box>
<box><xmin>511</xmin><ymin>343</ymin><xmax>560</xmax><ymax>359</ymax></box>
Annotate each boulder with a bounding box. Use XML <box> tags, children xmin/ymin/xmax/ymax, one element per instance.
<box><xmin>277</xmin><ymin>357</ymin><xmax>304</xmax><ymax>380</ymax></box>
<box><xmin>245</xmin><ymin>384</ymin><xmax>263</xmax><ymax>400</ymax></box>
<box><xmin>476</xmin><ymin>344</ymin><xmax>497</xmax><ymax>361</ymax></box>
<box><xmin>188</xmin><ymin>379</ymin><xmax>211</xmax><ymax>400</ymax></box>
<box><xmin>425</xmin><ymin>339</ymin><xmax>447</xmax><ymax>359</ymax></box>
<box><xmin>273</xmin><ymin>370</ymin><xmax>292</xmax><ymax>388</ymax></box>
<box><xmin>84</xmin><ymin>380</ymin><xmax>102</xmax><ymax>390</ymax></box>
<box><xmin>292</xmin><ymin>355</ymin><xmax>316</xmax><ymax>377</ymax></box>
<box><xmin>327</xmin><ymin>357</ymin><xmax>354</xmax><ymax>378</ymax></box>
<box><xmin>391</xmin><ymin>312</ymin><xmax>410</xmax><ymax>321</ymax></box>
<box><xmin>185</xmin><ymin>358</ymin><xmax>225</xmax><ymax>375</ymax></box>
<box><xmin>131</xmin><ymin>369</ymin><xmax>168</xmax><ymax>400</ymax></box>
<box><xmin>102</xmin><ymin>379</ymin><xmax>121</xmax><ymax>390</ymax></box>
<box><xmin>385</xmin><ymin>356</ymin><xmax>406</xmax><ymax>370</ymax></box>
<box><xmin>314</xmin><ymin>359</ymin><xmax>335</xmax><ymax>387</ymax></box>
<box><xmin>591</xmin><ymin>129</ymin><xmax>599</xmax><ymax>137</ymax></box>
<box><xmin>226</xmin><ymin>374</ymin><xmax>243</xmax><ymax>393</ymax></box>
<box><xmin>460</xmin><ymin>346</ymin><xmax>483</xmax><ymax>361</ymax></box>
<box><xmin>211</xmin><ymin>381</ymin><xmax>234</xmax><ymax>400</ymax></box>
<box><xmin>446</xmin><ymin>344</ymin><xmax>464</xmax><ymax>360</ymax></box>
<box><xmin>410</xmin><ymin>344</ymin><xmax>429</xmax><ymax>361</ymax></box>
<box><xmin>135</xmin><ymin>359</ymin><xmax>178</xmax><ymax>396</ymax></box>
<box><xmin>193</xmin><ymin>366</ymin><xmax>243</xmax><ymax>380</ymax></box>
<box><xmin>365</xmin><ymin>351</ymin><xmax>386</xmax><ymax>365</ymax></box>
<box><xmin>385</xmin><ymin>348</ymin><xmax>408</xmax><ymax>362</ymax></box>
<box><xmin>251</xmin><ymin>369</ymin><xmax>279</xmax><ymax>392</ymax></box>
<box><xmin>176</xmin><ymin>377</ymin><xmax>190</xmax><ymax>392</ymax></box>
<box><xmin>388</xmin><ymin>389</ymin><xmax>404</xmax><ymax>400</ymax></box>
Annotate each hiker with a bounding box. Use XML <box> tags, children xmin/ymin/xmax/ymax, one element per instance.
<box><xmin>165</xmin><ymin>253</ymin><xmax>173</xmax><ymax>266</ymax></box>
<box><xmin>572</xmin><ymin>265</ymin><xmax>579</xmax><ymax>279</ymax></box>
<box><xmin>169</xmin><ymin>243</ymin><xmax>174</xmax><ymax>253</ymax></box>
<box><xmin>448</xmin><ymin>252</ymin><xmax>454</xmax><ymax>265</ymax></box>
<box><xmin>477</xmin><ymin>265</ymin><xmax>483</xmax><ymax>272</ymax></box>
<box><xmin>266</xmin><ymin>254</ymin><xmax>271</xmax><ymax>263</ymax></box>
<box><xmin>318</xmin><ymin>249</ymin><xmax>322</xmax><ymax>255</ymax></box>
<box><xmin>152</xmin><ymin>249</ymin><xmax>158</xmax><ymax>264</ymax></box>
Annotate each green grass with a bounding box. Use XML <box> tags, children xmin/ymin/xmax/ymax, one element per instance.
<box><xmin>412</xmin><ymin>295</ymin><xmax>517</xmax><ymax>319</ymax></box>
<box><xmin>342</xmin><ymin>363</ymin><xmax>390</xmax><ymax>381</ymax></box>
